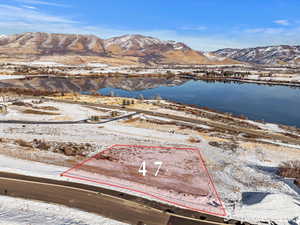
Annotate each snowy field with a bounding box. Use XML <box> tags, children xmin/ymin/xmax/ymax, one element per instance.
<box><xmin>0</xmin><ymin>195</ymin><xmax>127</xmax><ymax>225</ymax></box>
<box><xmin>0</xmin><ymin>75</ymin><xmax>25</xmax><ymax>80</ymax></box>
<box><xmin>0</xmin><ymin>100</ymin><xmax>111</xmax><ymax>121</ymax></box>
<box><xmin>0</xmin><ymin>99</ymin><xmax>299</xmax><ymax>224</ymax></box>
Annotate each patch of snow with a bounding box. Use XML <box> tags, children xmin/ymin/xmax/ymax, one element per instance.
<box><xmin>85</xmin><ymin>63</ymin><xmax>109</xmax><ymax>67</ymax></box>
<box><xmin>0</xmin><ymin>100</ymin><xmax>102</xmax><ymax>121</ymax></box>
<box><xmin>8</xmin><ymin>62</ymin><xmax>67</xmax><ymax>67</ymax></box>
<box><xmin>29</xmin><ymin>61</ymin><xmax>67</xmax><ymax>67</ymax></box>
<box><xmin>247</xmin><ymin>75</ymin><xmax>260</xmax><ymax>79</ymax></box>
<box><xmin>259</xmin><ymin>139</ymin><xmax>300</xmax><ymax>150</ymax></box>
<box><xmin>232</xmin><ymin>193</ymin><xmax>300</xmax><ymax>225</ymax></box>
<box><xmin>247</xmin><ymin>121</ymin><xmax>285</xmax><ymax>133</ymax></box>
<box><xmin>0</xmin><ymin>75</ymin><xmax>25</xmax><ymax>80</ymax></box>
<box><xmin>87</xmin><ymin>36</ymin><xmax>98</xmax><ymax>50</ymax></box>
<box><xmin>204</xmin><ymin>52</ymin><xmax>226</xmax><ymax>61</ymax></box>
<box><xmin>0</xmin><ymin>195</ymin><xmax>127</xmax><ymax>225</ymax></box>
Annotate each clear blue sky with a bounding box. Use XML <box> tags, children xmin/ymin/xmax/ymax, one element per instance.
<box><xmin>0</xmin><ymin>0</ymin><xmax>300</xmax><ymax>50</ymax></box>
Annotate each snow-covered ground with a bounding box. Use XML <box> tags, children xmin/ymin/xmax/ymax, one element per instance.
<box><xmin>0</xmin><ymin>99</ymin><xmax>299</xmax><ymax>224</ymax></box>
<box><xmin>0</xmin><ymin>195</ymin><xmax>127</xmax><ymax>225</ymax></box>
<box><xmin>231</xmin><ymin>193</ymin><xmax>300</xmax><ymax>225</ymax></box>
<box><xmin>0</xmin><ymin>75</ymin><xmax>25</xmax><ymax>80</ymax></box>
<box><xmin>0</xmin><ymin>100</ymin><xmax>110</xmax><ymax>121</ymax></box>
<box><xmin>245</xmin><ymin>74</ymin><xmax>300</xmax><ymax>83</ymax></box>
<box><xmin>0</xmin><ymin>119</ymin><xmax>299</xmax><ymax>225</ymax></box>
<box><xmin>9</xmin><ymin>61</ymin><xmax>67</xmax><ymax>67</ymax></box>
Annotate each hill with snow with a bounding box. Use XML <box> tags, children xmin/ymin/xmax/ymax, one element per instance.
<box><xmin>0</xmin><ymin>32</ymin><xmax>239</xmax><ymax>66</ymax></box>
<box><xmin>214</xmin><ymin>45</ymin><xmax>300</xmax><ymax>65</ymax></box>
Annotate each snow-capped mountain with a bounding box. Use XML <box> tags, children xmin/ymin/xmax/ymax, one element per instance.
<box><xmin>214</xmin><ymin>45</ymin><xmax>300</xmax><ymax>65</ymax></box>
<box><xmin>0</xmin><ymin>32</ymin><xmax>106</xmax><ymax>56</ymax></box>
<box><xmin>103</xmin><ymin>34</ymin><xmax>239</xmax><ymax>64</ymax></box>
<box><xmin>104</xmin><ymin>34</ymin><xmax>190</xmax><ymax>53</ymax></box>
<box><xmin>0</xmin><ymin>32</ymin><xmax>239</xmax><ymax>65</ymax></box>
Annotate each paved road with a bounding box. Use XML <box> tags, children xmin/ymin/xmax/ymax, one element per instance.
<box><xmin>0</xmin><ymin>172</ymin><xmax>247</xmax><ymax>225</ymax></box>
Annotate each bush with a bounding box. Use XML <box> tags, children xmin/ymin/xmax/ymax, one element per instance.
<box><xmin>15</xmin><ymin>139</ymin><xmax>32</xmax><ymax>148</ymax></box>
<box><xmin>12</xmin><ymin>101</ymin><xmax>34</xmax><ymax>107</ymax></box>
<box><xmin>278</xmin><ymin>160</ymin><xmax>300</xmax><ymax>179</ymax></box>
<box><xmin>22</xmin><ymin>109</ymin><xmax>60</xmax><ymax>115</ymax></box>
<box><xmin>188</xmin><ymin>137</ymin><xmax>201</xmax><ymax>143</ymax></box>
<box><xmin>35</xmin><ymin>106</ymin><xmax>59</xmax><ymax>111</ymax></box>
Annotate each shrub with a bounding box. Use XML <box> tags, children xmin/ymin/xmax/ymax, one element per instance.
<box><xmin>188</xmin><ymin>137</ymin><xmax>201</xmax><ymax>143</ymax></box>
<box><xmin>12</xmin><ymin>101</ymin><xmax>33</xmax><ymax>107</ymax></box>
<box><xmin>35</xmin><ymin>106</ymin><xmax>59</xmax><ymax>111</ymax></box>
<box><xmin>278</xmin><ymin>160</ymin><xmax>300</xmax><ymax>179</ymax></box>
<box><xmin>15</xmin><ymin>139</ymin><xmax>32</xmax><ymax>148</ymax></box>
<box><xmin>22</xmin><ymin>109</ymin><xmax>60</xmax><ymax>115</ymax></box>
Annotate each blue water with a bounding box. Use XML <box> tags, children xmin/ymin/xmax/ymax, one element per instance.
<box><xmin>99</xmin><ymin>80</ymin><xmax>300</xmax><ymax>127</ymax></box>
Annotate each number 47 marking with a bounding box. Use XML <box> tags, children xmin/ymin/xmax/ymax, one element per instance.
<box><xmin>139</xmin><ymin>161</ymin><xmax>163</xmax><ymax>177</ymax></box>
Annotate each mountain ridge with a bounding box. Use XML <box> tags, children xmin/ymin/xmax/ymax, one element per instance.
<box><xmin>0</xmin><ymin>32</ymin><xmax>239</xmax><ymax>66</ymax></box>
<box><xmin>214</xmin><ymin>45</ymin><xmax>300</xmax><ymax>65</ymax></box>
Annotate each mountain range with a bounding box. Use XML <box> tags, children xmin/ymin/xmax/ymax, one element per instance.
<box><xmin>0</xmin><ymin>32</ymin><xmax>299</xmax><ymax>66</ymax></box>
<box><xmin>0</xmin><ymin>32</ymin><xmax>237</xmax><ymax>66</ymax></box>
<box><xmin>214</xmin><ymin>45</ymin><xmax>300</xmax><ymax>65</ymax></box>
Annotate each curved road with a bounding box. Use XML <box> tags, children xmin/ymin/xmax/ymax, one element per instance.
<box><xmin>0</xmin><ymin>172</ymin><xmax>248</xmax><ymax>225</ymax></box>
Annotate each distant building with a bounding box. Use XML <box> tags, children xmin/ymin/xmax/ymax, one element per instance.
<box><xmin>0</xmin><ymin>104</ymin><xmax>7</xmax><ymax>114</ymax></box>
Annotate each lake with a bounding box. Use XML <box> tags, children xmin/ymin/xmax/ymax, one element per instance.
<box><xmin>99</xmin><ymin>79</ymin><xmax>300</xmax><ymax>127</ymax></box>
<box><xmin>1</xmin><ymin>76</ymin><xmax>300</xmax><ymax>127</ymax></box>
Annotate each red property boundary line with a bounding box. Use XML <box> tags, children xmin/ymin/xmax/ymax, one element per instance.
<box><xmin>61</xmin><ymin>144</ymin><xmax>227</xmax><ymax>217</ymax></box>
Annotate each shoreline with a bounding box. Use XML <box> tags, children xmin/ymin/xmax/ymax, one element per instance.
<box><xmin>0</xmin><ymin>83</ymin><xmax>299</xmax><ymax>129</ymax></box>
<box><xmin>195</xmin><ymin>77</ymin><xmax>300</xmax><ymax>88</ymax></box>
<box><xmin>1</xmin><ymin>72</ymin><xmax>300</xmax><ymax>88</ymax></box>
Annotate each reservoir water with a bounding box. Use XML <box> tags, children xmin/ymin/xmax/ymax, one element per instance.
<box><xmin>99</xmin><ymin>79</ymin><xmax>300</xmax><ymax>127</ymax></box>
<box><xmin>1</xmin><ymin>76</ymin><xmax>299</xmax><ymax>127</ymax></box>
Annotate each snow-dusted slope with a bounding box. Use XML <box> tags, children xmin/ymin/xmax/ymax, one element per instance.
<box><xmin>0</xmin><ymin>32</ymin><xmax>239</xmax><ymax>65</ymax></box>
<box><xmin>203</xmin><ymin>52</ymin><xmax>240</xmax><ymax>64</ymax></box>
<box><xmin>104</xmin><ymin>34</ymin><xmax>219</xmax><ymax>64</ymax></box>
<box><xmin>214</xmin><ymin>45</ymin><xmax>300</xmax><ymax>65</ymax></box>
<box><xmin>0</xmin><ymin>32</ymin><xmax>106</xmax><ymax>56</ymax></box>
<box><xmin>104</xmin><ymin>34</ymin><xmax>189</xmax><ymax>52</ymax></box>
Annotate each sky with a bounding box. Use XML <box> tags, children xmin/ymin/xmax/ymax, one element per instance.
<box><xmin>0</xmin><ymin>0</ymin><xmax>300</xmax><ymax>51</ymax></box>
